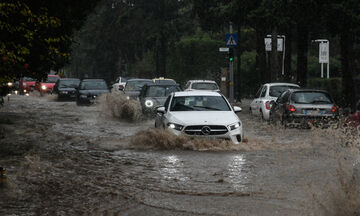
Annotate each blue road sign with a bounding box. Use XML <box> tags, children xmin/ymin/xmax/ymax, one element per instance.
<box><xmin>225</xmin><ymin>34</ymin><xmax>238</xmax><ymax>47</ymax></box>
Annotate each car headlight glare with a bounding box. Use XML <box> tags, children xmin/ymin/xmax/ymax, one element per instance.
<box><xmin>126</xmin><ymin>96</ymin><xmax>130</xmax><ymax>100</ymax></box>
<box><xmin>229</xmin><ymin>122</ymin><xmax>241</xmax><ymax>130</ymax></box>
<box><xmin>41</xmin><ymin>85</ymin><xmax>47</xmax><ymax>90</ymax></box>
<box><xmin>145</xmin><ymin>100</ymin><xmax>154</xmax><ymax>108</ymax></box>
<box><xmin>167</xmin><ymin>123</ymin><xmax>183</xmax><ymax>131</ymax></box>
<box><xmin>7</xmin><ymin>82</ymin><xmax>13</xmax><ymax>87</ymax></box>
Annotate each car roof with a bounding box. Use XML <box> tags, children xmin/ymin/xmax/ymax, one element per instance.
<box><xmin>144</xmin><ymin>83</ymin><xmax>179</xmax><ymax>87</ymax></box>
<box><xmin>59</xmin><ymin>78</ymin><xmax>80</xmax><ymax>80</ymax></box>
<box><xmin>173</xmin><ymin>91</ymin><xmax>221</xmax><ymax>97</ymax></box>
<box><xmin>127</xmin><ymin>79</ymin><xmax>152</xmax><ymax>82</ymax></box>
<box><xmin>286</xmin><ymin>88</ymin><xmax>329</xmax><ymax>94</ymax></box>
<box><xmin>81</xmin><ymin>79</ymin><xmax>106</xmax><ymax>82</ymax></box>
<box><xmin>265</xmin><ymin>82</ymin><xmax>300</xmax><ymax>87</ymax></box>
<box><xmin>188</xmin><ymin>80</ymin><xmax>217</xmax><ymax>83</ymax></box>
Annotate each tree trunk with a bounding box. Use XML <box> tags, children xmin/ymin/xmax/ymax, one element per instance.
<box><xmin>255</xmin><ymin>25</ymin><xmax>267</xmax><ymax>84</ymax></box>
<box><xmin>296</xmin><ymin>23</ymin><xmax>308</xmax><ymax>87</ymax></box>
<box><xmin>340</xmin><ymin>31</ymin><xmax>356</xmax><ymax>110</ymax></box>
<box><xmin>284</xmin><ymin>30</ymin><xmax>292</xmax><ymax>82</ymax></box>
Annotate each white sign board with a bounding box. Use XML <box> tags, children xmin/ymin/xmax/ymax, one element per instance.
<box><xmin>219</xmin><ymin>47</ymin><xmax>229</xmax><ymax>52</ymax></box>
<box><xmin>264</xmin><ymin>38</ymin><xmax>284</xmax><ymax>51</ymax></box>
<box><xmin>319</xmin><ymin>42</ymin><xmax>329</xmax><ymax>63</ymax></box>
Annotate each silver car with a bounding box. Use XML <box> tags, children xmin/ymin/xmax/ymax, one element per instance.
<box><xmin>269</xmin><ymin>89</ymin><xmax>339</xmax><ymax>128</ymax></box>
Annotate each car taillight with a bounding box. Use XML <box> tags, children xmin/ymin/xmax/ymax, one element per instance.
<box><xmin>286</xmin><ymin>105</ymin><xmax>296</xmax><ymax>112</ymax></box>
<box><xmin>331</xmin><ymin>106</ymin><xmax>338</xmax><ymax>112</ymax></box>
<box><xmin>265</xmin><ymin>101</ymin><xmax>271</xmax><ymax>110</ymax></box>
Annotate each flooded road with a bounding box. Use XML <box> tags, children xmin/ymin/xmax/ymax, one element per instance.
<box><xmin>0</xmin><ymin>93</ymin><xmax>359</xmax><ymax>215</ymax></box>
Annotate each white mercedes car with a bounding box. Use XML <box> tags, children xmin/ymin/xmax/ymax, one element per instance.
<box><xmin>155</xmin><ymin>91</ymin><xmax>243</xmax><ymax>144</ymax></box>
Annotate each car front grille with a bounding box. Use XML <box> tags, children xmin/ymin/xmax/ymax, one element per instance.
<box><xmin>184</xmin><ymin>125</ymin><xmax>228</xmax><ymax>135</ymax></box>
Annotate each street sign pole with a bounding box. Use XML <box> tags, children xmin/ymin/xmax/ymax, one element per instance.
<box><xmin>312</xmin><ymin>39</ymin><xmax>330</xmax><ymax>79</ymax></box>
<box><xmin>229</xmin><ymin>22</ymin><xmax>234</xmax><ymax>103</ymax></box>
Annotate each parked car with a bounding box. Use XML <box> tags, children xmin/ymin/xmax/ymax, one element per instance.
<box><xmin>19</xmin><ymin>77</ymin><xmax>36</xmax><ymax>94</ymax></box>
<box><xmin>152</xmin><ymin>77</ymin><xmax>176</xmax><ymax>85</ymax></box>
<box><xmin>123</xmin><ymin>79</ymin><xmax>153</xmax><ymax>99</ymax></box>
<box><xmin>139</xmin><ymin>83</ymin><xmax>181</xmax><ymax>115</ymax></box>
<box><xmin>76</xmin><ymin>79</ymin><xmax>109</xmax><ymax>105</ymax></box>
<box><xmin>54</xmin><ymin>78</ymin><xmax>80</xmax><ymax>100</ymax></box>
<box><xmin>112</xmin><ymin>76</ymin><xmax>131</xmax><ymax>92</ymax></box>
<box><xmin>250</xmin><ymin>82</ymin><xmax>300</xmax><ymax>120</ymax></box>
<box><xmin>35</xmin><ymin>74</ymin><xmax>60</xmax><ymax>96</ymax></box>
<box><xmin>344</xmin><ymin>100</ymin><xmax>360</xmax><ymax>127</ymax></box>
<box><xmin>155</xmin><ymin>91</ymin><xmax>243</xmax><ymax>144</ymax></box>
<box><xmin>269</xmin><ymin>89</ymin><xmax>339</xmax><ymax>128</ymax></box>
<box><xmin>184</xmin><ymin>80</ymin><xmax>220</xmax><ymax>92</ymax></box>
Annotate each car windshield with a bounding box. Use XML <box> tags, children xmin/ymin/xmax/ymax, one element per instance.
<box><xmin>80</xmin><ymin>81</ymin><xmax>108</xmax><ymax>90</ymax></box>
<box><xmin>24</xmin><ymin>77</ymin><xmax>35</xmax><ymax>81</ymax></box>
<box><xmin>59</xmin><ymin>79</ymin><xmax>80</xmax><ymax>88</ymax></box>
<box><xmin>291</xmin><ymin>91</ymin><xmax>333</xmax><ymax>104</ymax></box>
<box><xmin>125</xmin><ymin>80</ymin><xmax>152</xmax><ymax>91</ymax></box>
<box><xmin>269</xmin><ymin>85</ymin><xmax>299</xmax><ymax>97</ymax></box>
<box><xmin>170</xmin><ymin>95</ymin><xmax>230</xmax><ymax>111</ymax></box>
<box><xmin>192</xmin><ymin>82</ymin><xmax>219</xmax><ymax>90</ymax></box>
<box><xmin>146</xmin><ymin>86</ymin><xmax>180</xmax><ymax>97</ymax></box>
<box><xmin>46</xmin><ymin>76</ymin><xmax>60</xmax><ymax>83</ymax></box>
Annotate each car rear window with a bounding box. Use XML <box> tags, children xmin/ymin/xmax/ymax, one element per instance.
<box><xmin>269</xmin><ymin>85</ymin><xmax>299</xmax><ymax>97</ymax></box>
<box><xmin>291</xmin><ymin>91</ymin><xmax>333</xmax><ymax>104</ymax></box>
<box><xmin>192</xmin><ymin>83</ymin><xmax>219</xmax><ymax>90</ymax></box>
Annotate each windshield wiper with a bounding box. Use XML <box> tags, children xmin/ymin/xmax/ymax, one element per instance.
<box><xmin>193</xmin><ymin>106</ymin><xmax>220</xmax><ymax>110</ymax></box>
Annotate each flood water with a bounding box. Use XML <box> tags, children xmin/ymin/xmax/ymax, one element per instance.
<box><xmin>0</xmin><ymin>93</ymin><xmax>359</xmax><ymax>215</ymax></box>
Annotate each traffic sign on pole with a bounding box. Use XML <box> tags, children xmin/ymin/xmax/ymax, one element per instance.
<box><xmin>225</xmin><ymin>34</ymin><xmax>238</xmax><ymax>47</ymax></box>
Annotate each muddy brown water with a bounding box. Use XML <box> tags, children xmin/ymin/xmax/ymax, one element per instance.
<box><xmin>0</xmin><ymin>93</ymin><xmax>359</xmax><ymax>215</ymax></box>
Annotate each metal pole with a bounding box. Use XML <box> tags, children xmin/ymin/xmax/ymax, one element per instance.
<box><xmin>229</xmin><ymin>22</ymin><xmax>234</xmax><ymax>102</ymax></box>
<box><xmin>327</xmin><ymin>40</ymin><xmax>330</xmax><ymax>79</ymax></box>
<box><xmin>321</xmin><ymin>63</ymin><xmax>324</xmax><ymax>78</ymax></box>
<box><xmin>282</xmin><ymin>35</ymin><xmax>285</xmax><ymax>75</ymax></box>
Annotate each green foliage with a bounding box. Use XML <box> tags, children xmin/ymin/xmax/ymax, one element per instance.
<box><xmin>239</xmin><ymin>51</ymin><xmax>259</xmax><ymax>97</ymax></box>
<box><xmin>167</xmin><ymin>34</ymin><xmax>224</xmax><ymax>85</ymax></box>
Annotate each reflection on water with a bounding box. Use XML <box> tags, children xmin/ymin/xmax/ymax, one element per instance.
<box><xmin>159</xmin><ymin>155</ymin><xmax>189</xmax><ymax>182</ymax></box>
<box><xmin>226</xmin><ymin>154</ymin><xmax>249</xmax><ymax>191</ymax></box>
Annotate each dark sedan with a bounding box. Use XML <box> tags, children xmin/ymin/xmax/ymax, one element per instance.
<box><xmin>76</xmin><ymin>79</ymin><xmax>109</xmax><ymax>105</ymax></box>
<box><xmin>54</xmin><ymin>78</ymin><xmax>80</xmax><ymax>100</ymax></box>
<box><xmin>139</xmin><ymin>83</ymin><xmax>181</xmax><ymax>116</ymax></box>
<box><xmin>269</xmin><ymin>89</ymin><xmax>339</xmax><ymax>128</ymax></box>
<box><xmin>123</xmin><ymin>79</ymin><xmax>153</xmax><ymax>99</ymax></box>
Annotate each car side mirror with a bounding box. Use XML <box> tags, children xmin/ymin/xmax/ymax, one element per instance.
<box><xmin>156</xmin><ymin>106</ymin><xmax>166</xmax><ymax>114</ymax></box>
<box><xmin>233</xmin><ymin>106</ymin><xmax>242</xmax><ymax>113</ymax></box>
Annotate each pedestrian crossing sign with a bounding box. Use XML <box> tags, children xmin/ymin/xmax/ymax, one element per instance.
<box><xmin>225</xmin><ymin>34</ymin><xmax>238</xmax><ymax>47</ymax></box>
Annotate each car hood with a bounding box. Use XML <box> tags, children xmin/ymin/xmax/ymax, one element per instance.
<box><xmin>169</xmin><ymin>111</ymin><xmax>240</xmax><ymax>125</ymax></box>
<box><xmin>79</xmin><ymin>89</ymin><xmax>109</xmax><ymax>95</ymax></box>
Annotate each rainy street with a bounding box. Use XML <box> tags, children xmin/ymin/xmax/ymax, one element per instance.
<box><xmin>0</xmin><ymin>93</ymin><xmax>358</xmax><ymax>216</ymax></box>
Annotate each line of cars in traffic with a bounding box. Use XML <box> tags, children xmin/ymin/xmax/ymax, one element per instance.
<box><xmin>7</xmin><ymin>75</ymin><xmax>359</xmax><ymax>144</ymax></box>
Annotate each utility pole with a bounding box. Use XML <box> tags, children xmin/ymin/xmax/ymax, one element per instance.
<box><xmin>229</xmin><ymin>22</ymin><xmax>234</xmax><ymax>102</ymax></box>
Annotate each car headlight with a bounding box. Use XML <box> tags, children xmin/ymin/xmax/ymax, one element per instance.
<box><xmin>23</xmin><ymin>89</ymin><xmax>27</xmax><ymax>93</ymax></box>
<box><xmin>145</xmin><ymin>100</ymin><xmax>154</xmax><ymax>108</ymax></box>
<box><xmin>167</xmin><ymin>123</ymin><xmax>184</xmax><ymax>131</ymax></box>
<box><xmin>126</xmin><ymin>96</ymin><xmax>130</xmax><ymax>100</ymax></box>
<box><xmin>229</xmin><ymin>122</ymin><xmax>241</xmax><ymax>130</ymax></box>
<box><xmin>7</xmin><ymin>82</ymin><xmax>13</xmax><ymax>87</ymax></box>
<box><xmin>41</xmin><ymin>85</ymin><xmax>47</xmax><ymax>90</ymax></box>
